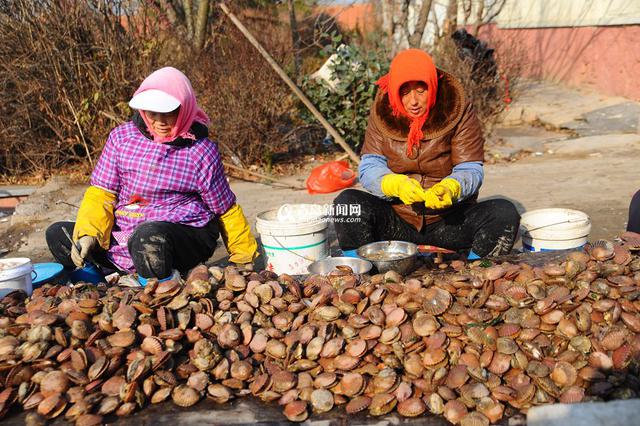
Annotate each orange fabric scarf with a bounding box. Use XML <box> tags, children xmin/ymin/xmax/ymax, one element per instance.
<box><xmin>376</xmin><ymin>49</ymin><xmax>438</xmax><ymax>157</ymax></box>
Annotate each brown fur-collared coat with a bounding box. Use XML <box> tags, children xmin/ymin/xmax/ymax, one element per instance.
<box><xmin>361</xmin><ymin>70</ymin><xmax>485</xmax><ymax>231</ymax></box>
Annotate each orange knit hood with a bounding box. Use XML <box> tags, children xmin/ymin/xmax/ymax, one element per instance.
<box><xmin>376</xmin><ymin>49</ymin><xmax>438</xmax><ymax>156</ymax></box>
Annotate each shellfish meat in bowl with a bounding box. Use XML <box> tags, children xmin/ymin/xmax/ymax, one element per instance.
<box><xmin>357</xmin><ymin>241</ymin><xmax>417</xmax><ymax>275</ymax></box>
<box><xmin>307</xmin><ymin>257</ymin><xmax>372</xmax><ymax>275</ymax></box>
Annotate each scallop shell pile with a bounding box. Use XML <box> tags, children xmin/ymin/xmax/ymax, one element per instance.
<box><xmin>1</xmin><ymin>238</ymin><xmax>640</xmax><ymax>425</ymax></box>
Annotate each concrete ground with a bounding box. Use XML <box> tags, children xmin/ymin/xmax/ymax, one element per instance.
<box><xmin>0</xmin><ymin>79</ymin><xmax>638</xmax><ymax>425</ymax></box>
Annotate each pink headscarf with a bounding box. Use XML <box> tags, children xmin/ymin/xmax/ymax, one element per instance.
<box><xmin>133</xmin><ymin>67</ymin><xmax>210</xmax><ymax>143</ymax></box>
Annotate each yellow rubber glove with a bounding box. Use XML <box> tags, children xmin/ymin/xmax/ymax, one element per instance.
<box><xmin>424</xmin><ymin>178</ymin><xmax>461</xmax><ymax>210</ymax></box>
<box><xmin>73</xmin><ymin>186</ymin><xmax>116</xmax><ymax>250</ymax></box>
<box><xmin>380</xmin><ymin>174</ymin><xmax>425</xmax><ymax>205</ymax></box>
<box><xmin>218</xmin><ymin>203</ymin><xmax>259</xmax><ymax>265</ymax></box>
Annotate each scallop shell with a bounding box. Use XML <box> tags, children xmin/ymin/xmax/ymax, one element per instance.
<box><xmin>621</xmin><ymin>312</ymin><xmax>640</xmax><ymax>333</ymax></box>
<box><xmin>369</xmin><ymin>393</ymin><xmax>397</xmax><ymax>416</ymax></box>
<box><xmin>107</xmin><ymin>330</ymin><xmax>136</xmax><ymax>348</ymax></box>
<box><xmin>488</xmin><ymin>353</ymin><xmax>511</xmax><ymax>375</ymax></box>
<box><xmin>497</xmin><ymin>323</ymin><xmax>521</xmax><ymax>337</ymax></box>
<box><xmin>345</xmin><ymin>395</ymin><xmax>371</xmax><ymax>414</ymax></box>
<box><xmin>112</xmin><ymin>304</ymin><xmax>136</xmax><ymax>330</ymax></box>
<box><xmin>422</xmin><ymin>348</ymin><xmax>447</xmax><ymax>366</ymax></box>
<box><xmin>385</xmin><ymin>307</ymin><xmax>407</xmax><ymax>327</ymax></box>
<box><xmin>207</xmin><ymin>384</ymin><xmax>233</xmax><ymax>404</ymax></box>
<box><xmin>310</xmin><ymin>389</ymin><xmax>334</xmax><ymax>413</ymax></box>
<box><xmin>444</xmin><ymin>399</ymin><xmax>468</xmax><ymax>425</ymax></box>
<box><xmin>496</xmin><ymin>337</ymin><xmax>518</xmax><ymax>355</ymax></box>
<box><xmin>612</xmin><ymin>344</ymin><xmax>632</xmax><ymax>369</ymax></box>
<box><xmin>445</xmin><ymin>365</ymin><xmax>469</xmax><ymax>389</ymax></box>
<box><xmin>283</xmin><ymin>400</ymin><xmax>308</xmax><ymax>422</ymax></box>
<box><xmin>559</xmin><ymin>386</ymin><xmax>585</xmax><ymax>404</ymax></box>
<box><xmin>272</xmin><ymin>371</ymin><xmax>297</xmax><ymax>393</ymax></box>
<box><xmin>40</xmin><ymin>371</ymin><xmax>69</xmax><ymax>397</ymax></box>
<box><xmin>397</xmin><ymin>397</ymin><xmax>426</xmax><ymax>417</ymax></box>
<box><xmin>422</xmin><ymin>288</ymin><xmax>452</xmax><ymax>315</ymax></box>
<box><xmin>412</xmin><ymin>314</ymin><xmax>440</xmax><ymax>337</ymax></box>
<box><xmin>345</xmin><ymin>339</ymin><xmax>367</xmax><ymax>358</ymax></box>
<box><xmin>601</xmin><ymin>327</ymin><xmax>627</xmax><ymax>351</ymax></box>
<box><xmin>589</xmin><ymin>239</ymin><xmax>615</xmax><ymax>261</ymax></box>
<box><xmin>550</xmin><ymin>361</ymin><xmax>577</xmax><ymax>387</ymax></box>
<box><xmin>359</xmin><ymin>325</ymin><xmax>382</xmax><ymax>340</ymax></box>
<box><xmin>333</xmin><ymin>354</ymin><xmax>360</xmax><ymax>371</ymax></box>
<box><xmin>613</xmin><ymin>245</ymin><xmax>632</xmax><ymax>265</ymax></box>
<box><xmin>171</xmin><ymin>385</ymin><xmax>200</xmax><ymax>407</ymax></box>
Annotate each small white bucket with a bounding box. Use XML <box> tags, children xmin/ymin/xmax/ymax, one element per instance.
<box><xmin>0</xmin><ymin>257</ymin><xmax>34</xmax><ymax>297</ymax></box>
<box><xmin>520</xmin><ymin>208</ymin><xmax>591</xmax><ymax>252</ymax></box>
<box><xmin>256</xmin><ymin>204</ymin><xmax>329</xmax><ymax>275</ymax></box>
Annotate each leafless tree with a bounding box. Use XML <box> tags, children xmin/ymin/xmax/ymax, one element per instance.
<box><xmin>148</xmin><ymin>0</ymin><xmax>216</xmax><ymax>50</ymax></box>
<box><xmin>287</xmin><ymin>0</ymin><xmax>301</xmax><ymax>76</ymax></box>
<box><xmin>183</xmin><ymin>0</ymin><xmax>194</xmax><ymax>39</ymax></box>
<box><xmin>374</xmin><ymin>1</ymin><xmax>443</xmax><ymax>54</ymax></box>
<box><xmin>443</xmin><ymin>0</ymin><xmax>458</xmax><ymax>37</ymax></box>
<box><xmin>408</xmin><ymin>0</ymin><xmax>433</xmax><ymax>48</ymax></box>
<box><xmin>194</xmin><ymin>0</ymin><xmax>210</xmax><ymax>49</ymax></box>
<box><xmin>459</xmin><ymin>0</ymin><xmax>507</xmax><ymax>36</ymax></box>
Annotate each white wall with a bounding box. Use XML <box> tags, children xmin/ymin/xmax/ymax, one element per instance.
<box><xmin>493</xmin><ymin>0</ymin><xmax>640</xmax><ymax>29</ymax></box>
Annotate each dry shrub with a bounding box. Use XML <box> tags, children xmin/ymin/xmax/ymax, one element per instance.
<box><xmin>182</xmin><ymin>18</ymin><xmax>297</xmax><ymax>166</ymax></box>
<box><xmin>0</xmin><ymin>1</ymin><xmax>309</xmax><ymax>179</ymax></box>
<box><xmin>0</xmin><ymin>0</ymin><xmax>163</xmax><ymax>180</ymax></box>
<box><xmin>432</xmin><ymin>29</ymin><xmax>525</xmax><ymax>135</ymax></box>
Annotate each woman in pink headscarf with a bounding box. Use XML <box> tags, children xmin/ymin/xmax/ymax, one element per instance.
<box><xmin>46</xmin><ymin>67</ymin><xmax>258</xmax><ymax>285</ymax></box>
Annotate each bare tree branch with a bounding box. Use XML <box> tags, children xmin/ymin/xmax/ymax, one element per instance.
<box><xmin>461</xmin><ymin>0</ymin><xmax>472</xmax><ymax>26</ymax></box>
<box><xmin>156</xmin><ymin>0</ymin><xmax>180</xmax><ymax>26</ymax></box>
<box><xmin>183</xmin><ymin>0</ymin><xmax>194</xmax><ymax>39</ymax></box>
<box><xmin>443</xmin><ymin>0</ymin><xmax>458</xmax><ymax>36</ymax></box>
<box><xmin>484</xmin><ymin>0</ymin><xmax>507</xmax><ymax>25</ymax></box>
<box><xmin>393</xmin><ymin>0</ymin><xmax>410</xmax><ymax>56</ymax></box>
<box><xmin>408</xmin><ymin>0</ymin><xmax>433</xmax><ymax>48</ymax></box>
<box><xmin>472</xmin><ymin>0</ymin><xmax>484</xmax><ymax>36</ymax></box>
<box><xmin>473</xmin><ymin>0</ymin><xmax>507</xmax><ymax>36</ymax></box>
<box><xmin>287</xmin><ymin>0</ymin><xmax>301</xmax><ymax>77</ymax></box>
<box><xmin>194</xmin><ymin>0</ymin><xmax>210</xmax><ymax>50</ymax></box>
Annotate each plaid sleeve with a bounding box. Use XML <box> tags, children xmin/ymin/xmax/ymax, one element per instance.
<box><xmin>197</xmin><ymin>139</ymin><xmax>236</xmax><ymax>215</ymax></box>
<box><xmin>90</xmin><ymin>128</ymin><xmax>120</xmax><ymax>193</ymax></box>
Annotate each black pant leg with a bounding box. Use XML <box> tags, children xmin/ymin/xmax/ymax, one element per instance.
<box><xmin>421</xmin><ymin>199</ymin><xmax>521</xmax><ymax>256</ymax></box>
<box><xmin>332</xmin><ymin>189</ymin><xmax>425</xmax><ymax>250</ymax></box>
<box><xmin>45</xmin><ymin>221</ymin><xmax>120</xmax><ymax>272</ymax></box>
<box><xmin>45</xmin><ymin>222</ymin><xmax>76</xmax><ymax>268</ymax></box>
<box><xmin>127</xmin><ymin>220</ymin><xmax>219</xmax><ymax>278</ymax></box>
<box><xmin>627</xmin><ymin>190</ymin><xmax>640</xmax><ymax>233</ymax></box>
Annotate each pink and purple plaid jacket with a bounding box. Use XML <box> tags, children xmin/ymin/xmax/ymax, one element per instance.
<box><xmin>91</xmin><ymin>120</ymin><xmax>235</xmax><ymax>271</ymax></box>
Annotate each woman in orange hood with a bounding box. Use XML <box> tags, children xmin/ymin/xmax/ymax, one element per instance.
<box><xmin>333</xmin><ymin>49</ymin><xmax>520</xmax><ymax>259</ymax></box>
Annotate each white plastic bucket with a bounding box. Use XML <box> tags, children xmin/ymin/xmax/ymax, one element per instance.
<box><xmin>520</xmin><ymin>208</ymin><xmax>591</xmax><ymax>252</ymax></box>
<box><xmin>256</xmin><ymin>204</ymin><xmax>329</xmax><ymax>275</ymax></box>
<box><xmin>0</xmin><ymin>257</ymin><xmax>34</xmax><ymax>297</ymax></box>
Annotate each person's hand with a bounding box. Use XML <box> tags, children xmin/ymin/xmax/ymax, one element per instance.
<box><xmin>70</xmin><ymin>235</ymin><xmax>98</xmax><ymax>267</ymax></box>
<box><xmin>380</xmin><ymin>174</ymin><xmax>425</xmax><ymax>205</ymax></box>
<box><xmin>424</xmin><ymin>178</ymin><xmax>461</xmax><ymax>210</ymax></box>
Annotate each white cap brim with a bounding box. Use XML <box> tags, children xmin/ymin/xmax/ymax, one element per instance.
<box><xmin>129</xmin><ymin>89</ymin><xmax>181</xmax><ymax>113</ymax></box>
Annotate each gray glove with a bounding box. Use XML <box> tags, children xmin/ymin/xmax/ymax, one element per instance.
<box><xmin>70</xmin><ymin>235</ymin><xmax>98</xmax><ymax>268</ymax></box>
<box><xmin>233</xmin><ymin>262</ymin><xmax>254</xmax><ymax>272</ymax></box>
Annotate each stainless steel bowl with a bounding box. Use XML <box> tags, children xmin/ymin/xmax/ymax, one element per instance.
<box><xmin>357</xmin><ymin>241</ymin><xmax>418</xmax><ymax>275</ymax></box>
<box><xmin>307</xmin><ymin>257</ymin><xmax>373</xmax><ymax>275</ymax></box>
